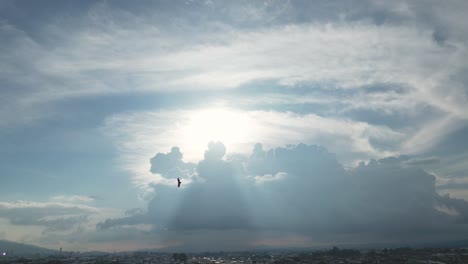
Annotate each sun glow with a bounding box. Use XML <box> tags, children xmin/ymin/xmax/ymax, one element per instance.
<box><xmin>181</xmin><ymin>108</ymin><xmax>256</xmax><ymax>158</ymax></box>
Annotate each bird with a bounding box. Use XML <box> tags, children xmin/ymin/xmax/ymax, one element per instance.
<box><xmin>177</xmin><ymin>178</ymin><xmax>181</xmax><ymax>188</ymax></box>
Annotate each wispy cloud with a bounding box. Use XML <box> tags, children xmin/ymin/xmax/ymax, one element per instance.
<box><xmin>2</xmin><ymin>4</ymin><xmax>467</xmax><ymax>127</ymax></box>
<box><xmin>0</xmin><ymin>200</ymin><xmax>97</xmax><ymax>229</ymax></box>
<box><xmin>51</xmin><ymin>195</ymin><xmax>97</xmax><ymax>203</ymax></box>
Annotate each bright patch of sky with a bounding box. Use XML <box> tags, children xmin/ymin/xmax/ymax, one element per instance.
<box><xmin>1</xmin><ymin>0</ymin><xmax>468</xmax><ymax>252</ymax></box>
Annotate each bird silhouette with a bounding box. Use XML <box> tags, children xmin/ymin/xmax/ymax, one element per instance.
<box><xmin>177</xmin><ymin>178</ymin><xmax>181</xmax><ymax>188</ymax></box>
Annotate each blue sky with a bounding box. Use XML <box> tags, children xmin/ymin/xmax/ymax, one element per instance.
<box><xmin>1</xmin><ymin>0</ymin><xmax>468</xmax><ymax>252</ymax></box>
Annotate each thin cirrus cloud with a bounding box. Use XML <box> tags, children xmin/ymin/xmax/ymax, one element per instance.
<box><xmin>1</xmin><ymin>3</ymin><xmax>467</xmax><ymax>127</ymax></box>
<box><xmin>50</xmin><ymin>195</ymin><xmax>97</xmax><ymax>203</ymax></box>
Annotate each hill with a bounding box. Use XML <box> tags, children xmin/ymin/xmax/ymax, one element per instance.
<box><xmin>0</xmin><ymin>240</ymin><xmax>57</xmax><ymax>256</ymax></box>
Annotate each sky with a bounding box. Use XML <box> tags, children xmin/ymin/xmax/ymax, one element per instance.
<box><xmin>1</xmin><ymin>0</ymin><xmax>468</xmax><ymax>252</ymax></box>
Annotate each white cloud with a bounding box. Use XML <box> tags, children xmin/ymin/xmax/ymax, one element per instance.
<box><xmin>254</xmin><ymin>172</ymin><xmax>287</xmax><ymax>185</ymax></box>
<box><xmin>402</xmin><ymin>115</ymin><xmax>466</xmax><ymax>154</ymax></box>
<box><xmin>2</xmin><ymin>12</ymin><xmax>466</xmax><ymax>179</ymax></box>
<box><xmin>50</xmin><ymin>195</ymin><xmax>96</xmax><ymax>203</ymax></box>
<box><xmin>2</xmin><ymin>8</ymin><xmax>467</xmax><ymax>127</ymax></box>
<box><xmin>102</xmin><ymin>108</ymin><xmax>404</xmax><ymax>191</ymax></box>
<box><xmin>0</xmin><ymin>200</ymin><xmax>98</xmax><ymax>232</ymax></box>
<box><xmin>0</xmin><ymin>200</ymin><xmax>98</xmax><ymax>212</ymax></box>
<box><xmin>37</xmin><ymin>22</ymin><xmax>466</xmax><ymax>97</ymax></box>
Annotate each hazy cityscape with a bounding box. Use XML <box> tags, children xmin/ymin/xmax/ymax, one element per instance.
<box><xmin>2</xmin><ymin>247</ymin><xmax>468</xmax><ymax>264</ymax></box>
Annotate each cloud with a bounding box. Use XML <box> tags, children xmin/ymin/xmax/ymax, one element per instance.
<box><xmin>404</xmin><ymin>156</ymin><xmax>441</xmax><ymax>166</ymax></box>
<box><xmin>0</xmin><ymin>200</ymin><xmax>128</xmax><ymax>249</ymax></box>
<box><xmin>203</xmin><ymin>141</ymin><xmax>227</xmax><ymax>161</ymax></box>
<box><xmin>437</xmin><ymin>194</ymin><xmax>468</xmax><ymax>223</ymax></box>
<box><xmin>437</xmin><ymin>176</ymin><xmax>468</xmax><ymax>191</ymax></box>
<box><xmin>0</xmin><ymin>200</ymin><xmax>97</xmax><ymax>232</ymax></box>
<box><xmin>102</xmin><ymin>108</ymin><xmax>405</xmax><ymax>193</ymax></box>
<box><xmin>364</xmin><ymin>1</ymin><xmax>468</xmax><ymax>44</ymax></box>
<box><xmin>98</xmin><ymin>142</ymin><xmax>252</xmax><ymax>230</ymax></box>
<box><xmin>96</xmin><ymin>208</ymin><xmax>147</xmax><ymax>230</ymax></box>
<box><xmin>172</xmin><ymin>144</ymin><xmax>251</xmax><ymax>230</ymax></box>
<box><xmin>2</xmin><ymin>1</ymin><xmax>468</xmax><ymax>131</ymax></box>
<box><xmin>51</xmin><ymin>195</ymin><xmax>97</xmax><ymax>203</ymax></box>
<box><xmin>150</xmin><ymin>146</ymin><xmax>195</xmax><ymax>179</ymax></box>
<box><xmin>253</xmin><ymin>172</ymin><xmax>287</xmax><ymax>185</ymax></box>
<box><xmin>39</xmin><ymin>215</ymin><xmax>90</xmax><ymax>233</ymax></box>
<box><xmin>3</xmin><ymin>3</ymin><xmax>468</xmax><ymax>202</ymax></box>
<box><xmin>98</xmin><ymin>142</ymin><xmax>468</xmax><ymax>250</ymax></box>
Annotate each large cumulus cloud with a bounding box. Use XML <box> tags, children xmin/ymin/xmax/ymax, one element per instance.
<box><xmin>150</xmin><ymin>146</ymin><xmax>195</xmax><ymax>179</ymax></box>
<box><xmin>171</xmin><ymin>141</ymin><xmax>251</xmax><ymax>230</ymax></box>
<box><xmin>98</xmin><ymin>142</ymin><xmax>468</xmax><ymax>249</ymax></box>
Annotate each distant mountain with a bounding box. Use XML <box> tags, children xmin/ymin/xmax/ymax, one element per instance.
<box><xmin>0</xmin><ymin>240</ymin><xmax>57</xmax><ymax>256</ymax></box>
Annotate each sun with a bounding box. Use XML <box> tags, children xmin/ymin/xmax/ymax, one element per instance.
<box><xmin>181</xmin><ymin>108</ymin><xmax>255</xmax><ymax>158</ymax></box>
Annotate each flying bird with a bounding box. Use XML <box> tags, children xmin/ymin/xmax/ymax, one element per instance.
<box><xmin>177</xmin><ymin>178</ymin><xmax>181</xmax><ymax>188</ymax></box>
